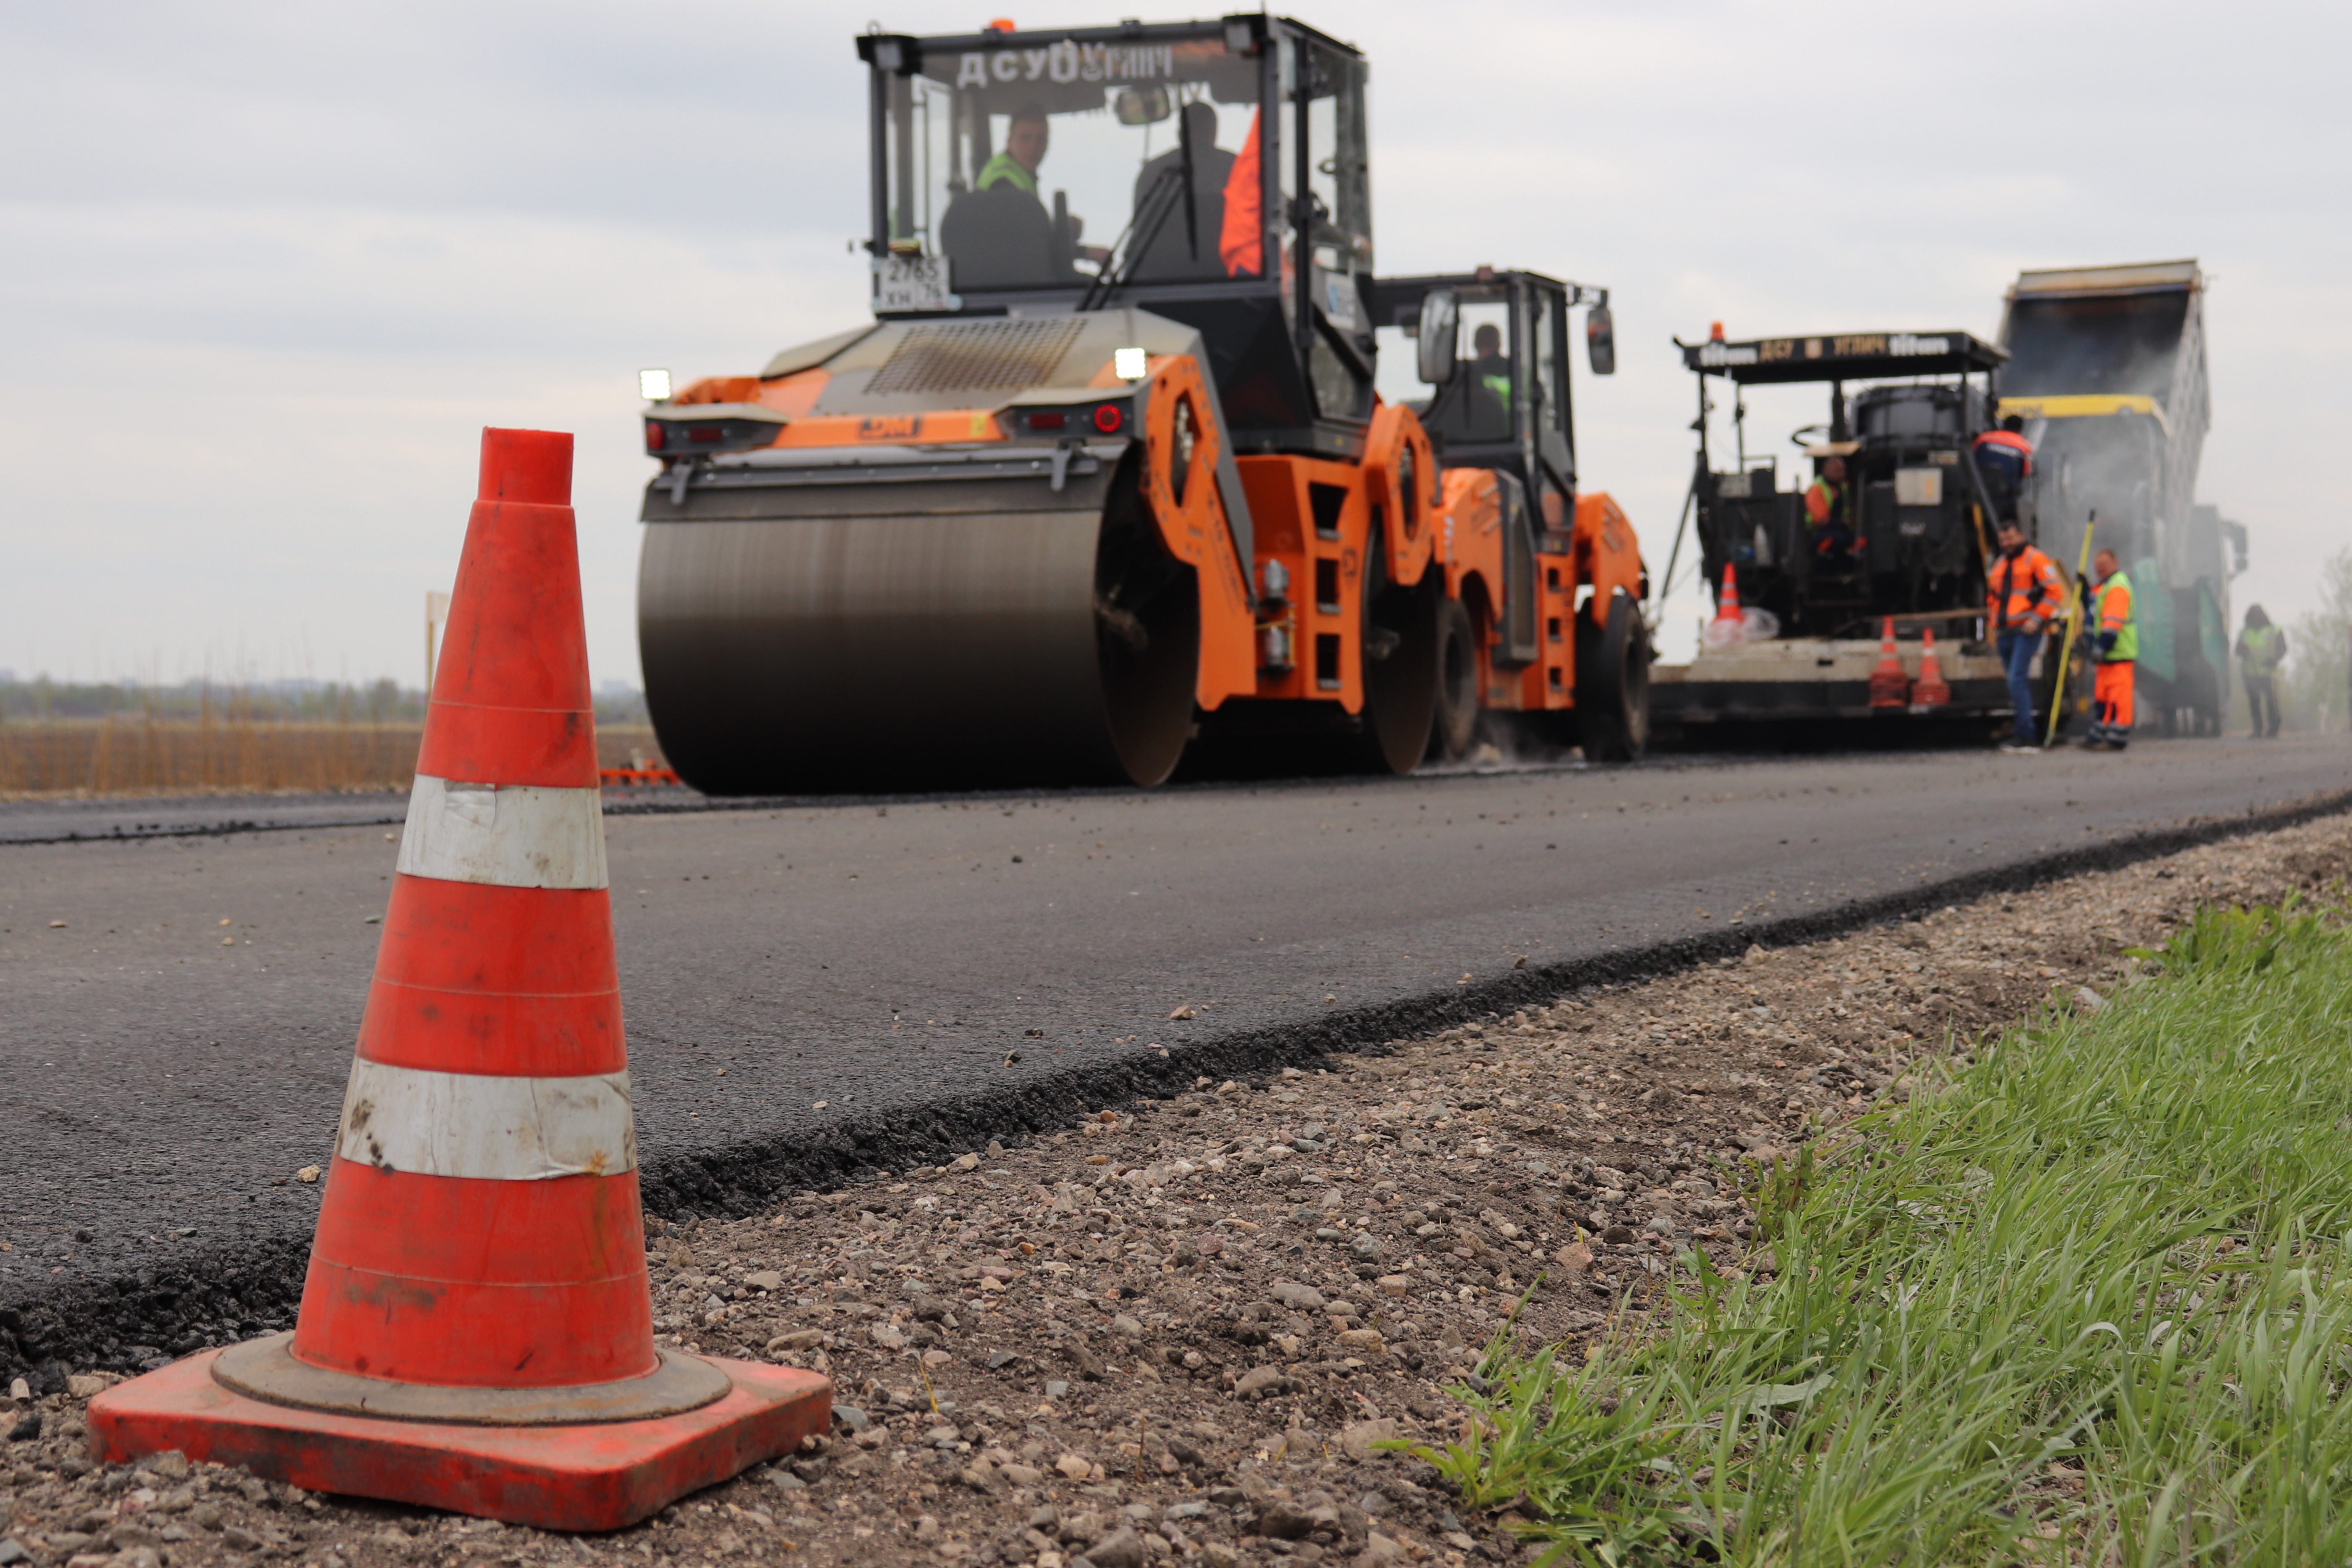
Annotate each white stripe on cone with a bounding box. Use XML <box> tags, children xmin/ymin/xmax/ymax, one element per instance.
<box><xmin>397</xmin><ymin>774</ymin><xmax>608</xmax><ymax>890</ymax></box>
<box><xmin>338</xmin><ymin>1059</ymin><xmax>636</xmax><ymax>1180</ymax></box>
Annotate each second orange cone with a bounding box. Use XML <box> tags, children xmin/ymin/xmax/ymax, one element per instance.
<box><xmin>1713</xmin><ymin>563</ymin><xmax>1744</xmax><ymax>630</ymax></box>
<box><xmin>1912</xmin><ymin>627</ymin><xmax>1952</xmax><ymax>708</ymax></box>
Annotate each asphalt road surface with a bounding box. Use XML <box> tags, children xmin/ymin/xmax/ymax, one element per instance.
<box><xmin>2</xmin><ymin>734</ymin><xmax>2346</xmax><ymax>1372</ymax></box>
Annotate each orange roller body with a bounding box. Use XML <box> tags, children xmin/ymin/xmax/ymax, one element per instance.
<box><xmin>635</xmin><ymin>26</ymin><xmax>1654</xmax><ymax>788</ymax></box>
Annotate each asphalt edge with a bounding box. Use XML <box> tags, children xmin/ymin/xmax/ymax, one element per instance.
<box><xmin>8</xmin><ymin>782</ymin><xmax>2350</xmax><ymax>1384</ymax></box>
<box><xmin>638</xmin><ymin>783</ymin><xmax>2352</xmax><ymax>1216</ymax></box>
<box><xmin>0</xmin><ymin>749</ymin><xmax>1768</xmax><ymax>846</ymax></box>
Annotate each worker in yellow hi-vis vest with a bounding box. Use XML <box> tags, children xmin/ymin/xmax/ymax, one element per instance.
<box><xmin>2236</xmin><ymin>604</ymin><xmax>2287</xmax><ymax>737</ymax></box>
<box><xmin>2082</xmin><ymin>548</ymin><xmax>2136</xmax><ymax>750</ymax></box>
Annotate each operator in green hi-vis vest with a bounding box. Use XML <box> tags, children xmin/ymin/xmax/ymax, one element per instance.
<box><xmin>2235</xmin><ymin>603</ymin><xmax>2289</xmax><ymax>738</ymax></box>
<box><xmin>1467</xmin><ymin>324</ymin><xmax>1512</xmax><ymax>410</ymax></box>
<box><xmin>973</xmin><ymin>103</ymin><xmax>1111</xmax><ymax>268</ymax></box>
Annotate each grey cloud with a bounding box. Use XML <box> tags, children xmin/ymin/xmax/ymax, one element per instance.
<box><xmin>3</xmin><ymin>0</ymin><xmax>2347</xmax><ymax>685</ymax></box>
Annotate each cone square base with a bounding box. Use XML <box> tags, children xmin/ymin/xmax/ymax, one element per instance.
<box><xmin>87</xmin><ymin>1349</ymin><xmax>830</xmax><ymax>1532</ymax></box>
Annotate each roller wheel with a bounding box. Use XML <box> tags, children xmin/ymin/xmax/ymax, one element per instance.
<box><xmin>635</xmin><ymin>448</ymin><xmax>1199</xmax><ymax>794</ymax></box>
<box><xmin>1427</xmin><ymin>596</ymin><xmax>1480</xmax><ymax>762</ymax></box>
<box><xmin>1353</xmin><ymin>544</ymin><xmax>1441</xmax><ymax>775</ymax></box>
<box><xmin>1092</xmin><ymin>467</ymin><xmax>1201</xmax><ymax>785</ymax></box>
<box><xmin>1576</xmin><ymin>594</ymin><xmax>1651</xmax><ymax>762</ymax></box>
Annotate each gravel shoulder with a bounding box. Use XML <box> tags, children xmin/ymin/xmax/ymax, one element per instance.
<box><xmin>5</xmin><ymin>809</ymin><xmax>2349</xmax><ymax>1568</ymax></box>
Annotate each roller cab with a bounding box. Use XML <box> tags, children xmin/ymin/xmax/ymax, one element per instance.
<box><xmin>636</xmin><ymin>15</ymin><xmax>1649</xmax><ymax>792</ymax></box>
<box><xmin>1369</xmin><ymin>271</ymin><xmax>1650</xmax><ymax>760</ymax></box>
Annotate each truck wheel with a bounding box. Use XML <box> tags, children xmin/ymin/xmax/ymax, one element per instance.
<box><xmin>1576</xmin><ymin>594</ymin><xmax>1651</xmax><ymax>762</ymax></box>
<box><xmin>1427</xmin><ymin>597</ymin><xmax>1479</xmax><ymax>762</ymax></box>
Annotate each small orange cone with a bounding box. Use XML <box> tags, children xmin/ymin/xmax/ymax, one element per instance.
<box><xmin>1912</xmin><ymin>627</ymin><xmax>1952</xmax><ymax>707</ymax></box>
<box><xmin>1712</xmin><ymin>563</ymin><xmax>1744</xmax><ymax>631</ymax></box>
<box><xmin>87</xmin><ymin>430</ymin><xmax>829</xmax><ymax>1531</ymax></box>
<box><xmin>1868</xmin><ymin>616</ymin><xmax>1909</xmax><ymax>708</ymax></box>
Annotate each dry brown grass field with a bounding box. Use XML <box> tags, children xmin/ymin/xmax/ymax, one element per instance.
<box><xmin>0</xmin><ymin>719</ymin><xmax>664</xmax><ymax>797</ymax></box>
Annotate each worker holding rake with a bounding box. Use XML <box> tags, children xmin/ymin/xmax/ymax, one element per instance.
<box><xmin>2082</xmin><ymin>548</ymin><xmax>2137</xmax><ymax>750</ymax></box>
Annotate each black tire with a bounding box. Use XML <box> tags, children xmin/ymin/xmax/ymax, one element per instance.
<box><xmin>1426</xmin><ymin>596</ymin><xmax>1480</xmax><ymax>762</ymax></box>
<box><xmin>1575</xmin><ymin>594</ymin><xmax>1651</xmax><ymax>762</ymax></box>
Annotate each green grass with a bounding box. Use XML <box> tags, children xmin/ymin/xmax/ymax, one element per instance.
<box><xmin>1429</xmin><ymin>898</ymin><xmax>2352</xmax><ymax>1566</ymax></box>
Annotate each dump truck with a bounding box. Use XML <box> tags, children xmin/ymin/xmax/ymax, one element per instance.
<box><xmin>1998</xmin><ymin>260</ymin><xmax>2240</xmax><ymax>736</ymax></box>
<box><xmin>1648</xmin><ymin>329</ymin><xmax>2020</xmax><ymax>731</ymax></box>
<box><xmin>633</xmin><ymin>14</ymin><xmax>1649</xmax><ymax>794</ymax></box>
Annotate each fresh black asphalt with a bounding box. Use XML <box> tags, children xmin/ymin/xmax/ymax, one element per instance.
<box><xmin>2</xmin><ymin>736</ymin><xmax>2346</xmax><ymax>1381</ymax></box>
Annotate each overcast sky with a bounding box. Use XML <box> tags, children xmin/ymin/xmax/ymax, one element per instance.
<box><xmin>4</xmin><ymin>1</ymin><xmax>2345</xmax><ymax>689</ymax></box>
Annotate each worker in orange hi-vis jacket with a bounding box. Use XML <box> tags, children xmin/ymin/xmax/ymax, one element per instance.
<box><xmin>1218</xmin><ymin>111</ymin><xmax>1262</xmax><ymax>278</ymax></box>
<box><xmin>1971</xmin><ymin>417</ymin><xmax>2035</xmax><ymax>527</ymax></box>
<box><xmin>2081</xmin><ymin>547</ymin><xmax>2137</xmax><ymax>750</ymax></box>
<box><xmin>1986</xmin><ymin>520</ymin><xmax>2065</xmax><ymax>753</ymax></box>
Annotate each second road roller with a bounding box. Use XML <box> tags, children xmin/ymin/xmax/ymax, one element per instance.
<box><xmin>637</xmin><ymin>13</ymin><xmax>1651</xmax><ymax>794</ymax></box>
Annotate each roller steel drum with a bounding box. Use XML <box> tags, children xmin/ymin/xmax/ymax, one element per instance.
<box><xmin>639</xmin><ymin>447</ymin><xmax>1199</xmax><ymax>795</ymax></box>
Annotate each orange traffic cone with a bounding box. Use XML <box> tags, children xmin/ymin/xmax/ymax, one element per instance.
<box><xmin>1868</xmin><ymin>616</ymin><xmax>1909</xmax><ymax>708</ymax></box>
<box><xmin>1712</xmin><ymin>563</ymin><xmax>1744</xmax><ymax>630</ymax></box>
<box><xmin>1912</xmin><ymin>627</ymin><xmax>1952</xmax><ymax>707</ymax></box>
<box><xmin>88</xmin><ymin>430</ymin><xmax>828</xmax><ymax>1530</ymax></box>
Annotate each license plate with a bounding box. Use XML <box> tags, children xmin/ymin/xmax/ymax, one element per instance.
<box><xmin>876</xmin><ymin>254</ymin><xmax>956</xmax><ymax>313</ymax></box>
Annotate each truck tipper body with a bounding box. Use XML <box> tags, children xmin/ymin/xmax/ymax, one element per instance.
<box><xmin>1998</xmin><ymin>260</ymin><xmax>2240</xmax><ymax>735</ymax></box>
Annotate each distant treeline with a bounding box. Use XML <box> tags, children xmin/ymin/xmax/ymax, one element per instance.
<box><xmin>2272</xmin><ymin>546</ymin><xmax>2352</xmax><ymax>734</ymax></box>
<box><xmin>0</xmin><ymin>678</ymin><xmax>649</xmax><ymax>726</ymax></box>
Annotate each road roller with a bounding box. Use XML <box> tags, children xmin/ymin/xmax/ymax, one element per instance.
<box><xmin>637</xmin><ymin>13</ymin><xmax>1650</xmax><ymax>794</ymax></box>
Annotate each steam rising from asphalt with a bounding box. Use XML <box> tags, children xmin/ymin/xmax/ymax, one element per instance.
<box><xmin>1420</xmin><ymin>720</ymin><xmax>1591</xmax><ymax>776</ymax></box>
